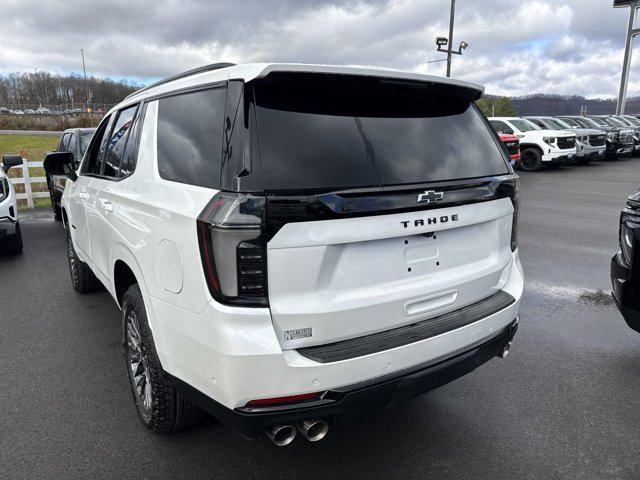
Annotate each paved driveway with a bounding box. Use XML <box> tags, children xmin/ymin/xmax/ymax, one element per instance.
<box><xmin>1</xmin><ymin>158</ymin><xmax>639</xmax><ymax>479</ymax></box>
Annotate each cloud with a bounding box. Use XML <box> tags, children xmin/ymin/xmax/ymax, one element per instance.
<box><xmin>0</xmin><ymin>0</ymin><xmax>636</xmax><ymax>97</ymax></box>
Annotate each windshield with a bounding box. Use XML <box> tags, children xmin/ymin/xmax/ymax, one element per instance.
<box><xmin>624</xmin><ymin>116</ymin><xmax>640</xmax><ymax>126</ymax></box>
<box><xmin>510</xmin><ymin>119</ymin><xmax>539</xmax><ymax>132</ymax></box>
<box><xmin>558</xmin><ymin>117</ymin><xmax>580</xmax><ymax>128</ymax></box>
<box><xmin>589</xmin><ymin>117</ymin><xmax>609</xmax><ymax>127</ymax></box>
<box><xmin>252</xmin><ymin>74</ymin><xmax>509</xmax><ymax>191</ymax></box>
<box><xmin>552</xmin><ymin>118</ymin><xmax>574</xmax><ymax>129</ymax></box>
<box><xmin>605</xmin><ymin>117</ymin><xmax>628</xmax><ymax>127</ymax></box>
<box><xmin>544</xmin><ymin>118</ymin><xmax>570</xmax><ymax>130</ymax></box>
<box><xmin>79</xmin><ymin>131</ymin><xmax>94</xmax><ymax>156</ymax></box>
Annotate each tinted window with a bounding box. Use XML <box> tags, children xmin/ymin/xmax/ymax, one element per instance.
<box><xmin>119</xmin><ymin>104</ymin><xmax>145</xmax><ymax>178</ymax></box>
<box><xmin>103</xmin><ymin>105</ymin><xmax>137</xmax><ymax>178</ymax></box>
<box><xmin>253</xmin><ymin>75</ymin><xmax>508</xmax><ymax>191</ymax></box>
<box><xmin>157</xmin><ymin>88</ymin><xmax>225</xmax><ymax>188</ymax></box>
<box><xmin>83</xmin><ymin>116</ymin><xmax>112</xmax><ymax>175</ymax></box>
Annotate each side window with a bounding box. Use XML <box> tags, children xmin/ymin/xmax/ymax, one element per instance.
<box><xmin>58</xmin><ymin>133</ymin><xmax>71</xmax><ymax>152</ymax></box>
<box><xmin>83</xmin><ymin>116</ymin><xmax>113</xmax><ymax>176</ymax></box>
<box><xmin>119</xmin><ymin>104</ymin><xmax>146</xmax><ymax>178</ymax></box>
<box><xmin>157</xmin><ymin>88</ymin><xmax>226</xmax><ymax>188</ymax></box>
<box><xmin>490</xmin><ymin>120</ymin><xmax>510</xmax><ymax>133</ymax></box>
<box><xmin>103</xmin><ymin>104</ymin><xmax>138</xmax><ymax>178</ymax></box>
<box><xmin>94</xmin><ymin>115</ymin><xmax>116</xmax><ymax>175</ymax></box>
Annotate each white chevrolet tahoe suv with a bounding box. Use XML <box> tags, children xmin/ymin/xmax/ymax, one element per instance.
<box><xmin>0</xmin><ymin>155</ymin><xmax>24</xmax><ymax>254</ymax></box>
<box><xmin>46</xmin><ymin>63</ymin><xmax>523</xmax><ymax>446</ymax></box>
<box><xmin>489</xmin><ymin>117</ymin><xmax>577</xmax><ymax>171</ymax></box>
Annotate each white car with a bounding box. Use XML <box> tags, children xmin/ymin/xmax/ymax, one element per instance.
<box><xmin>0</xmin><ymin>156</ymin><xmax>24</xmax><ymax>253</ymax></box>
<box><xmin>489</xmin><ymin>117</ymin><xmax>577</xmax><ymax>171</ymax></box>
<box><xmin>48</xmin><ymin>63</ymin><xmax>523</xmax><ymax>445</ymax></box>
<box><xmin>524</xmin><ymin>116</ymin><xmax>606</xmax><ymax>164</ymax></box>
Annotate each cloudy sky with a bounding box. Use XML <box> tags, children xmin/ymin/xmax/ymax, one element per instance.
<box><xmin>0</xmin><ymin>0</ymin><xmax>637</xmax><ymax>97</ymax></box>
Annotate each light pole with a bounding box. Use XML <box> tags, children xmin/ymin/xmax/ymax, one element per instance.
<box><xmin>80</xmin><ymin>48</ymin><xmax>88</xmax><ymax>111</ymax></box>
<box><xmin>435</xmin><ymin>0</ymin><xmax>469</xmax><ymax>77</ymax></box>
<box><xmin>614</xmin><ymin>0</ymin><xmax>640</xmax><ymax>114</ymax></box>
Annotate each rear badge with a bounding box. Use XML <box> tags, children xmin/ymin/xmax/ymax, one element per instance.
<box><xmin>417</xmin><ymin>190</ymin><xmax>444</xmax><ymax>204</ymax></box>
<box><xmin>284</xmin><ymin>328</ymin><xmax>312</xmax><ymax>341</ymax></box>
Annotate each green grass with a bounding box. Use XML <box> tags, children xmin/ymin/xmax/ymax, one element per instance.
<box><xmin>0</xmin><ymin>133</ymin><xmax>59</xmax><ymax>210</ymax></box>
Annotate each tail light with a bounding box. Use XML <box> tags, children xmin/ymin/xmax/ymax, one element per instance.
<box><xmin>197</xmin><ymin>192</ymin><xmax>268</xmax><ymax>307</ymax></box>
<box><xmin>497</xmin><ymin>176</ymin><xmax>519</xmax><ymax>252</ymax></box>
<box><xmin>620</xmin><ymin>211</ymin><xmax>638</xmax><ymax>268</ymax></box>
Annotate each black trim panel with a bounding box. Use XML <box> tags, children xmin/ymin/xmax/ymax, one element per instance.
<box><xmin>297</xmin><ymin>290</ymin><xmax>516</xmax><ymax>363</ymax></box>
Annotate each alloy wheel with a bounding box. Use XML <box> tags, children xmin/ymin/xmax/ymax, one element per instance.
<box><xmin>126</xmin><ymin>311</ymin><xmax>153</xmax><ymax>414</ymax></box>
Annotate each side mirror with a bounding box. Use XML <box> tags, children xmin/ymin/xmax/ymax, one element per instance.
<box><xmin>503</xmin><ymin>128</ymin><xmax>514</xmax><ymax>135</ymax></box>
<box><xmin>2</xmin><ymin>155</ymin><xmax>23</xmax><ymax>173</ymax></box>
<box><xmin>43</xmin><ymin>151</ymin><xmax>78</xmax><ymax>182</ymax></box>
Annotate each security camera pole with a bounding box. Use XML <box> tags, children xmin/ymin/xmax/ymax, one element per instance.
<box><xmin>614</xmin><ymin>0</ymin><xmax>640</xmax><ymax>114</ymax></box>
<box><xmin>436</xmin><ymin>0</ymin><xmax>469</xmax><ymax>77</ymax></box>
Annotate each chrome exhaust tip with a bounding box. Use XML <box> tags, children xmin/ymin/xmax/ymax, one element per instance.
<box><xmin>297</xmin><ymin>419</ymin><xmax>329</xmax><ymax>442</ymax></box>
<box><xmin>265</xmin><ymin>425</ymin><xmax>297</xmax><ymax>446</ymax></box>
<box><xmin>499</xmin><ymin>341</ymin><xmax>512</xmax><ymax>359</ymax></box>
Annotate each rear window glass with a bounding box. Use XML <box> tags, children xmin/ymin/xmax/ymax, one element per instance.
<box><xmin>253</xmin><ymin>74</ymin><xmax>509</xmax><ymax>191</ymax></box>
<box><xmin>157</xmin><ymin>88</ymin><xmax>226</xmax><ymax>188</ymax></box>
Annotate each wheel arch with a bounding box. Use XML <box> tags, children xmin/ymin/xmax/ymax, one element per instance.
<box><xmin>519</xmin><ymin>143</ymin><xmax>544</xmax><ymax>155</ymax></box>
<box><xmin>111</xmin><ymin>245</ymin><xmax>150</xmax><ymax>309</ymax></box>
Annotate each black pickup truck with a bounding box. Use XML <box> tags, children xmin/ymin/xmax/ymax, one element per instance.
<box><xmin>612</xmin><ymin>190</ymin><xmax>640</xmax><ymax>332</ymax></box>
<box><xmin>46</xmin><ymin>128</ymin><xmax>95</xmax><ymax>220</ymax></box>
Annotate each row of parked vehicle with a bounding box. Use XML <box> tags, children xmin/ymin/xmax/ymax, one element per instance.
<box><xmin>0</xmin><ymin>106</ymin><xmax>109</xmax><ymax>115</ymax></box>
<box><xmin>491</xmin><ymin>114</ymin><xmax>640</xmax><ymax>171</ymax></box>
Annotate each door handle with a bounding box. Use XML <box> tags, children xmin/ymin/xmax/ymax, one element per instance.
<box><xmin>101</xmin><ymin>200</ymin><xmax>114</xmax><ymax>213</ymax></box>
<box><xmin>78</xmin><ymin>192</ymin><xmax>88</xmax><ymax>200</ymax></box>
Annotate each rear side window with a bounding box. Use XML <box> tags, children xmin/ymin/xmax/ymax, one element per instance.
<box><xmin>83</xmin><ymin>116</ymin><xmax>114</xmax><ymax>176</ymax></box>
<box><xmin>253</xmin><ymin>74</ymin><xmax>509</xmax><ymax>191</ymax></box>
<box><xmin>103</xmin><ymin>105</ymin><xmax>137</xmax><ymax>178</ymax></box>
<box><xmin>157</xmin><ymin>88</ymin><xmax>226</xmax><ymax>188</ymax></box>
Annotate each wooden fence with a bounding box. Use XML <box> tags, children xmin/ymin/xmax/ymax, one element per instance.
<box><xmin>8</xmin><ymin>158</ymin><xmax>49</xmax><ymax>209</ymax></box>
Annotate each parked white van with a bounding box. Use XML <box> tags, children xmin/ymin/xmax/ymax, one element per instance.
<box><xmin>45</xmin><ymin>63</ymin><xmax>523</xmax><ymax>445</ymax></box>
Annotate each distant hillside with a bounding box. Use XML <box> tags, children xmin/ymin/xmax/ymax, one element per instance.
<box><xmin>487</xmin><ymin>94</ymin><xmax>640</xmax><ymax>116</ymax></box>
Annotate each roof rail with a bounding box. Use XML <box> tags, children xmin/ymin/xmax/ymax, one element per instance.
<box><xmin>125</xmin><ymin>62</ymin><xmax>236</xmax><ymax>99</ymax></box>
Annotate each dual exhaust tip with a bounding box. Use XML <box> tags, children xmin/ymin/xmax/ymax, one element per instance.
<box><xmin>267</xmin><ymin>342</ymin><xmax>513</xmax><ymax>446</ymax></box>
<box><xmin>266</xmin><ymin>419</ymin><xmax>329</xmax><ymax>446</ymax></box>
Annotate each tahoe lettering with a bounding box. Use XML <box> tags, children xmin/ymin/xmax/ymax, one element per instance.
<box><xmin>401</xmin><ymin>214</ymin><xmax>459</xmax><ymax>229</ymax></box>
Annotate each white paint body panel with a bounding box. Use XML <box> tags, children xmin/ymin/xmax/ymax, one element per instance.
<box><xmin>268</xmin><ymin>199</ymin><xmax>514</xmax><ymax>348</ymax></box>
<box><xmin>58</xmin><ymin>65</ymin><xmax>523</xmax><ymax>411</ymax></box>
<box><xmin>0</xmin><ymin>165</ymin><xmax>19</xmax><ymax>234</ymax></box>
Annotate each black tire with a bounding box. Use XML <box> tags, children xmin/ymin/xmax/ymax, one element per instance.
<box><xmin>122</xmin><ymin>284</ymin><xmax>205</xmax><ymax>433</ymax></box>
<box><xmin>520</xmin><ymin>148</ymin><xmax>543</xmax><ymax>171</ymax></box>
<box><xmin>66</xmin><ymin>227</ymin><xmax>102</xmax><ymax>293</ymax></box>
<box><xmin>2</xmin><ymin>222</ymin><xmax>23</xmax><ymax>254</ymax></box>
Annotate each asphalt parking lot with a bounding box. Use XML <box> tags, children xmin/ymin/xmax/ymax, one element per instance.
<box><xmin>2</xmin><ymin>158</ymin><xmax>640</xmax><ymax>479</ymax></box>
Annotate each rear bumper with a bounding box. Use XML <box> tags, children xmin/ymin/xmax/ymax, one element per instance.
<box><xmin>611</xmin><ymin>252</ymin><xmax>640</xmax><ymax>332</ymax></box>
<box><xmin>152</xmin><ymin>250</ymin><xmax>523</xmax><ymax>435</ymax></box>
<box><xmin>171</xmin><ymin>320</ymin><xmax>518</xmax><ymax>439</ymax></box>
